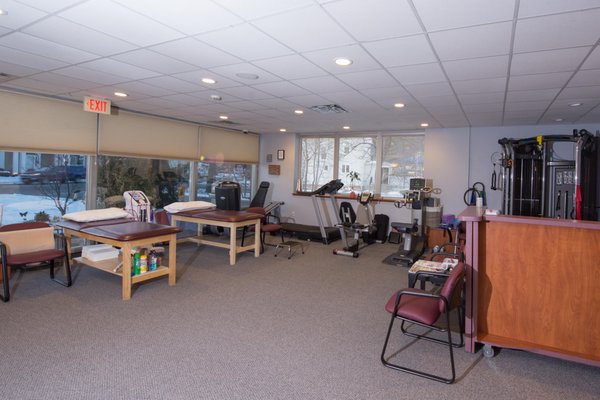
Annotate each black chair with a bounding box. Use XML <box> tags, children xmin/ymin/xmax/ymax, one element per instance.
<box><xmin>0</xmin><ymin>221</ymin><xmax>72</xmax><ymax>302</ymax></box>
<box><xmin>241</xmin><ymin>206</ymin><xmax>284</xmax><ymax>253</ymax></box>
<box><xmin>381</xmin><ymin>263</ymin><xmax>465</xmax><ymax>383</ymax></box>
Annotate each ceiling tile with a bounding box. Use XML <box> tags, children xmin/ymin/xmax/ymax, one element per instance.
<box><xmin>430</xmin><ymin>22</ymin><xmax>512</xmax><ymax>61</ymax></box>
<box><xmin>80</xmin><ymin>58</ymin><xmax>160</xmax><ymax>80</ymax></box>
<box><xmin>98</xmin><ymin>80</ymin><xmax>177</xmax><ymax>97</ymax></box>
<box><xmin>404</xmin><ymin>81</ymin><xmax>455</xmax><ymax>98</ymax></box>
<box><xmin>511</xmin><ymin>47</ymin><xmax>591</xmax><ymax>75</ymax></box>
<box><xmin>172</xmin><ymin>70</ymin><xmax>242</xmax><ymax>89</ymax></box>
<box><xmin>555</xmin><ymin>85</ymin><xmax>600</xmax><ymax>100</ymax></box>
<box><xmin>2</xmin><ymin>77</ymin><xmax>75</xmax><ymax>95</ymax></box>
<box><xmin>361</xmin><ymin>86</ymin><xmax>414</xmax><ymax>103</ymax></box>
<box><xmin>253</xmin><ymin>5</ymin><xmax>354</xmax><ymax>52</ymax></box>
<box><xmin>363</xmin><ymin>35</ymin><xmax>437</xmax><ymax>68</ymax></box>
<box><xmin>457</xmin><ymin>91</ymin><xmax>506</xmax><ymax>105</ymax></box>
<box><xmin>508</xmin><ymin>71</ymin><xmax>572</xmax><ymax>91</ymax></box>
<box><xmin>0</xmin><ymin>0</ymin><xmax>47</xmax><ymax>29</ymax></box>
<box><xmin>0</xmin><ymin>44</ymin><xmax>67</xmax><ymax>70</ymax></box>
<box><xmin>219</xmin><ymin>86</ymin><xmax>275</xmax><ymax>101</ymax></box>
<box><xmin>0</xmin><ymin>59</ymin><xmax>41</xmax><ymax>77</ymax></box>
<box><xmin>504</xmin><ymin>100</ymin><xmax>551</xmax><ymax>112</ymax></box>
<box><xmin>506</xmin><ymin>88</ymin><xmax>560</xmax><ymax>102</ymax></box>
<box><xmin>26</xmin><ymin>71</ymin><xmax>100</xmax><ymax>90</ymax></box>
<box><xmin>159</xmin><ymin>93</ymin><xmax>212</xmax><ymax>106</ymax></box>
<box><xmin>518</xmin><ymin>0</ymin><xmax>600</xmax><ymax>18</ymax></box>
<box><xmin>467</xmin><ymin>112</ymin><xmax>503</xmax><ymax>126</ymax></box>
<box><xmin>302</xmin><ymin>44</ymin><xmax>381</xmax><ymax>74</ymax></box>
<box><xmin>581</xmin><ymin>47</ymin><xmax>600</xmax><ymax>70</ymax></box>
<box><xmin>413</xmin><ymin>0</ymin><xmax>515</xmax><ymax>31</ymax></box>
<box><xmin>23</xmin><ymin>16</ymin><xmax>137</xmax><ymax>56</ymax></box>
<box><xmin>59</xmin><ymin>0</ymin><xmax>184</xmax><ymax>47</ymax></box>
<box><xmin>452</xmin><ymin>77</ymin><xmax>506</xmax><ymax>95</ymax></box>
<box><xmin>253</xmin><ymin>54</ymin><xmax>327</xmax><ymax>80</ymax></box>
<box><xmin>462</xmin><ymin>102</ymin><xmax>504</xmax><ymax>113</ymax></box>
<box><xmin>324</xmin><ymin>0</ymin><xmax>422</xmax><ymax>41</ymax></box>
<box><xmin>0</xmin><ymin>32</ymin><xmax>98</xmax><ymax>63</ymax></box>
<box><xmin>388</xmin><ymin>63</ymin><xmax>446</xmax><ymax>85</ymax></box>
<box><xmin>336</xmin><ymin>69</ymin><xmax>398</xmax><ymax>90</ymax></box>
<box><xmin>112</xmin><ymin>0</ymin><xmax>242</xmax><ymax>35</ymax></box>
<box><xmin>139</xmin><ymin>76</ymin><xmax>206</xmax><ymax>93</ymax></box>
<box><xmin>150</xmin><ymin>38</ymin><xmax>242</xmax><ymax>68</ymax></box>
<box><xmin>197</xmin><ymin>23</ymin><xmax>293</xmax><ymax>61</ymax></box>
<box><xmin>15</xmin><ymin>0</ymin><xmax>82</xmax><ymax>12</ymax></box>
<box><xmin>281</xmin><ymin>94</ymin><xmax>332</xmax><ymax>107</ymax></box>
<box><xmin>252</xmin><ymin>81</ymin><xmax>311</xmax><ymax>97</ymax></box>
<box><xmin>52</xmin><ymin>65</ymin><xmax>129</xmax><ymax>85</ymax></box>
<box><xmin>209</xmin><ymin>63</ymin><xmax>281</xmax><ymax>85</ymax></box>
<box><xmin>568</xmin><ymin>69</ymin><xmax>600</xmax><ymax>87</ymax></box>
<box><xmin>291</xmin><ymin>76</ymin><xmax>352</xmax><ymax>94</ymax></box>
<box><xmin>514</xmin><ymin>9</ymin><xmax>600</xmax><ymax>53</ymax></box>
<box><xmin>443</xmin><ymin>55</ymin><xmax>509</xmax><ymax>81</ymax></box>
<box><xmin>213</xmin><ymin>0</ymin><xmax>313</xmax><ymax>20</ymax></box>
<box><xmin>111</xmin><ymin>49</ymin><xmax>198</xmax><ymax>74</ymax></box>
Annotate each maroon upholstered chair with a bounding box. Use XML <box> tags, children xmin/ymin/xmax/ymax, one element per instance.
<box><xmin>381</xmin><ymin>263</ymin><xmax>465</xmax><ymax>383</ymax></box>
<box><xmin>241</xmin><ymin>207</ymin><xmax>284</xmax><ymax>253</ymax></box>
<box><xmin>0</xmin><ymin>221</ymin><xmax>72</xmax><ymax>302</ymax></box>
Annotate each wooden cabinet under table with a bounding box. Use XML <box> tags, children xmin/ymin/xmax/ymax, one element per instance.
<box><xmin>61</xmin><ymin>222</ymin><xmax>180</xmax><ymax>300</ymax></box>
<box><xmin>459</xmin><ymin>207</ymin><xmax>600</xmax><ymax>366</ymax></box>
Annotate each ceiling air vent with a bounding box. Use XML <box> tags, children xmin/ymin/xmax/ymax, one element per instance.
<box><xmin>309</xmin><ymin>104</ymin><xmax>348</xmax><ymax>114</ymax></box>
<box><xmin>0</xmin><ymin>72</ymin><xmax>17</xmax><ymax>83</ymax></box>
<box><xmin>209</xmin><ymin>119</ymin><xmax>240</xmax><ymax>125</ymax></box>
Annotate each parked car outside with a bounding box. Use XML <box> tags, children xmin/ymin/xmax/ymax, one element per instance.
<box><xmin>0</xmin><ymin>168</ymin><xmax>17</xmax><ymax>177</ymax></box>
<box><xmin>20</xmin><ymin>165</ymin><xmax>86</xmax><ymax>184</ymax></box>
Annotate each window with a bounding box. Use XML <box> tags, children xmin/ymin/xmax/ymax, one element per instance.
<box><xmin>0</xmin><ymin>151</ymin><xmax>87</xmax><ymax>225</ymax></box>
<box><xmin>338</xmin><ymin>136</ymin><xmax>376</xmax><ymax>193</ymax></box>
<box><xmin>298</xmin><ymin>134</ymin><xmax>423</xmax><ymax>197</ymax></box>
<box><xmin>197</xmin><ymin>162</ymin><xmax>255</xmax><ymax>208</ymax></box>
<box><xmin>299</xmin><ymin>137</ymin><xmax>335</xmax><ymax>192</ymax></box>
<box><xmin>380</xmin><ymin>136</ymin><xmax>424</xmax><ymax>197</ymax></box>
<box><xmin>97</xmin><ymin>155</ymin><xmax>190</xmax><ymax>210</ymax></box>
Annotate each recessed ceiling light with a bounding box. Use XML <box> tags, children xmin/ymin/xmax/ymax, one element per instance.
<box><xmin>343</xmin><ymin>126</ymin><xmax>350</xmax><ymax>130</ymax></box>
<box><xmin>569</xmin><ymin>102</ymin><xmax>582</xmax><ymax>107</ymax></box>
<box><xmin>210</xmin><ymin>94</ymin><xmax>222</xmax><ymax>101</ymax></box>
<box><xmin>202</xmin><ymin>77</ymin><xmax>216</xmax><ymax>84</ymax></box>
<box><xmin>294</xmin><ymin>109</ymin><xmax>304</xmax><ymax>115</ymax></box>
<box><xmin>279</xmin><ymin>128</ymin><xmax>287</xmax><ymax>132</ymax></box>
<box><xmin>554</xmin><ymin>118</ymin><xmax>564</xmax><ymax>122</ymax></box>
<box><xmin>394</xmin><ymin>103</ymin><xmax>405</xmax><ymax>108</ymax></box>
<box><xmin>114</xmin><ymin>91</ymin><xmax>128</xmax><ymax>97</ymax></box>
<box><xmin>420</xmin><ymin>123</ymin><xmax>429</xmax><ymax>127</ymax></box>
<box><xmin>219</xmin><ymin>115</ymin><xmax>228</xmax><ymax>120</ymax></box>
<box><xmin>236</xmin><ymin>72</ymin><xmax>259</xmax><ymax>80</ymax></box>
<box><xmin>334</xmin><ymin>57</ymin><xmax>353</xmax><ymax>66</ymax></box>
<box><xmin>0</xmin><ymin>9</ymin><xmax>7</xmax><ymax>15</ymax></box>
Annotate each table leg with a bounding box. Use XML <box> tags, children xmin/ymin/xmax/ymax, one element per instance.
<box><xmin>229</xmin><ymin>225</ymin><xmax>236</xmax><ymax>265</ymax></box>
<box><xmin>122</xmin><ymin>243</ymin><xmax>132</xmax><ymax>300</ymax></box>
<box><xmin>254</xmin><ymin>220</ymin><xmax>260</xmax><ymax>258</ymax></box>
<box><xmin>168</xmin><ymin>234</ymin><xmax>176</xmax><ymax>285</ymax></box>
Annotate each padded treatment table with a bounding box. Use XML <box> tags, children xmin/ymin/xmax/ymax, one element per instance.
<box><xmin>57</xmin><ymin>219</ymin><xmax>182</xmax><ymax>300</ymax></box>
<box><xmin>169</xmin><ymin>209</ymin><xmax>262</xmax><ymax>265</ymax></box>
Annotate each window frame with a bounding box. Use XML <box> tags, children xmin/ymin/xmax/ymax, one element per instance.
<box><xmin>296</xmin><ymin>132</ymin><xmax>424</xmax><ymax>198</ymax></box>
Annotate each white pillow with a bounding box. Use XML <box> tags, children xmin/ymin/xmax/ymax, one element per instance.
<box><xmin>164</xmin><ymin>201</ymin><xmax>215</xmax><ymax>213</ymax></box>
<box><xmin>62</xmin><ymin>207</ymin><xmax>130</xmax><ymax>222</ymax></box>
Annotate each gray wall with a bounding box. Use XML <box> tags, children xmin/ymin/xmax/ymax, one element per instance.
<box><xmin>259</xmin><ymin>124</ymin><xmax>599</xmax><ymax>227</ymax></box>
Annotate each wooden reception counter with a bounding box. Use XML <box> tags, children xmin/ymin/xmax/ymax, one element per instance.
<box><xmin>459</xmin><ymin>207</ymin><xmax>600</xmax><ymax>366</ymax></box>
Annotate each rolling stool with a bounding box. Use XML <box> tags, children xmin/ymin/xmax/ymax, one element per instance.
<box><xmin>274</xmin><ymin>240</ymin><xmax>305</xmax><ymax>259</ymax></box>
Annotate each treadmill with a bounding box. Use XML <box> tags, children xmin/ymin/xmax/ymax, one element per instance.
<box><xmin>281</xmin><ymin>179</ymin><xmax>343</xmax><ymax>244</ymax></box>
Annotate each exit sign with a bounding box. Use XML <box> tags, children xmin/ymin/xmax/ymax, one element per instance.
<box><xmin>83</xmin><ymin>96</ymin><xmax>111</xmax><ymax>115</ymax></box>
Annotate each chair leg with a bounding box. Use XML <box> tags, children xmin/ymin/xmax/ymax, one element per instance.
<box><xmin>1</xmin><ymin>262</ymin><xmax>10</xmax><ymax>302</ymax></box>
<box><xmin>50</xmin><ymin>256</ymin><xmax>72</xmax><ymax>287</ymax></box>
<box><xmin>381</xmin><ymin>307</ymin><xmax>457</xmax><ymax>383</ymax></box>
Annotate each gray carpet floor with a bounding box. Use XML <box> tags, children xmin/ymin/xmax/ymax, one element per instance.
<box><xmin>1</xmin><ymin>238</ymin><xmax>598</xmax><ymax>400</ymax></box>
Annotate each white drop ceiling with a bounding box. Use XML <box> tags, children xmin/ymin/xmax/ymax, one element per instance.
<box><xmin>1</xmin><ymin>0</ymin><xmax>600</xmax><ymax>134</ymax></box>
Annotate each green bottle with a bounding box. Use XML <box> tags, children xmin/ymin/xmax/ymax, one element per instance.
<box><xmin>133</xmin><ymin>252</ymin><xmax>141</xmax><ymax>276</ymax></box>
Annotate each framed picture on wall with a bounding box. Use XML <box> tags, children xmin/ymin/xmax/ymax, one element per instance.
<box><xmin>277</xmin><ymin>149</ymin><xmax>285</xmax><ymax>160</ymax></box>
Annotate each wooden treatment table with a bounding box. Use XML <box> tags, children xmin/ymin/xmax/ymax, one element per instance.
<box><xmin>169</xmin><ymin>209</ymin><xmax>262</xmax><ymax>265</ymax></box>
<box><xmin>57</xmin><ymin>219</ymin><xmax>182</xmax><ymax>300</ymax></box>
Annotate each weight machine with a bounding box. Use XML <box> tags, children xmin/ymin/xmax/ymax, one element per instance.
<box><xmin>123</xmin><ymin>190</ymin><xmax>151</xmax><ymax>222</ymax></box>
<box><xmin>498</xmin><ymin>129</ymin><xmax>598</xmax><ymax>220</ymax></box>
